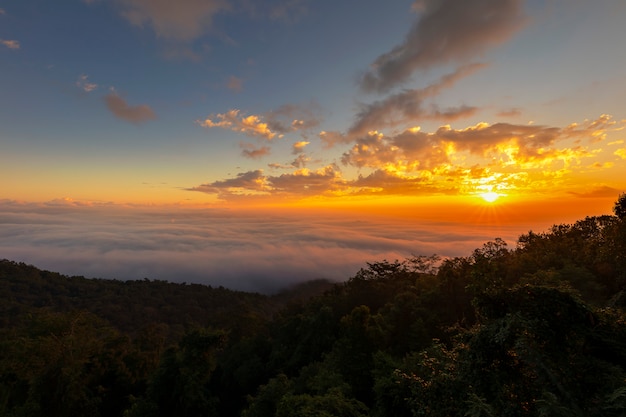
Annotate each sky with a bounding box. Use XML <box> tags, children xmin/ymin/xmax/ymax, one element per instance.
<box><xmin>1</xmin><ymin>0</ymin><xmax>626</xmax><ymax>291</ymax></box>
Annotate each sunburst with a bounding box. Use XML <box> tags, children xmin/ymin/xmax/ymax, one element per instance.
<box><xmin>479</xmin><ymin>191</ymin><xmax>500</xmax><ymax>203</ymax></box>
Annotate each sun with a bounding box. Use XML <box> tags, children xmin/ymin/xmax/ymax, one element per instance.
<box><xmin>479</xmin><ymin>191</ymin><xmax>500</xmax><ymax>203</ymax></box>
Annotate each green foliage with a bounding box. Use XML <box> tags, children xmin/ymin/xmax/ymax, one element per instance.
<box><xmin>242</xmin><ymin>374</ymin><xmax>293</xmax><ymax>417</ymax></box>
<box><xmin>400</xmin><ymin>286</ymin><xmax>626</xmax><ymax>417</ymax></box>
<box><xmin>275</xmin><ymin>389</ymin><xmax>369</xmax><ymax>417</ymax></box>
<box><xmin>126</xmin><ymin>328</ymin><xmax>225</xmax><ymax>417</ymax></box>
<box><xmin>614</xmin><ymin>192</ymin><xmax>626</xmax><ymax>220</ymax></box>
<box><xmin>0</xmin><ymin>310</ymin><xmax>141</xmax><ymax>417</ymax></box>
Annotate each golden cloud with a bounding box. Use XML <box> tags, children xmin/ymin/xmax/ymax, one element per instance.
<box><xmin>191</xmin><ymin>116</ymin><xmax>624</xmax><ymax>201</ymax></box>
<box><xmin>199</xmin><ymin>109</ymin><xmax>281</xmax><ymax>140</ymax></box>
<box><xmin>200</xmin><ymin>103</ymin><xmax>321</xmax><ymax>141</ymax></box>
<box><xmin>292</xmin><ymin>141</ymin><xmax>310</xmax><ymax>154</ymax></box>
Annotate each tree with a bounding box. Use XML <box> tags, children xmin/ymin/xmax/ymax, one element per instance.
<box><xmin>402</xmin><ymin>286</ymin><xmax>626</xmax><ymax>417</ymax></box>
<box><xmin>276</xmin><ymin>389</ymin><xmax>369</xmax><ymax>417</ymax></box>
<box><xmin>0</xmin><ymin>310</ymin><xmax>134</xmax><ymax>417</ymax></box>
<box><xmin>614</xmin><ymin>193</ymin><xmax>626</xmax><ymax>220</ymax></box>
<box><xmin>125</xmin><ymin>328</ymin><xmax>226</xmax><ymax>417</ymax></box>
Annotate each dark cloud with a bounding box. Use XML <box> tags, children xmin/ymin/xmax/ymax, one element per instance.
<box><xmin>349</xmin><ymin>64</ymin><xmax>485</xmax><ymax>138</ymax></box>
<box><xmin>263</xmin><ymin>102</ymin><xmax>322</xmax><ymax>135</ymax></box>
<box><xmin>290</xmin><ymin>154</ymin><xmax>310</xmax><ymax>168</ymax></box>
<box><xmin>240</xmin><ymin>142</ymin><xmax>271</xmax><ymax>159</ymax></box>
<box><xmin>104</xmin><ymin>93</ymin><xmax>157</xmax><ymax>124</ymax></box>
<box><xmin>190</xmin><ymin>170</ymin><xmax>267</xmax><ymax>195</ymax></box>
<box><xmin>189</xmin><ymin>165</ymin><xmax>345</xmax><ymax>199</ymax></box>
<box><xmin>318</xmin><ymin>130</ymin><xmax>350</xmax><ymax>148</ymax></box>
<box><xmin>360</xmin><ymin>0</ymin><xmax>526</xmax><ymax>92</ymax></box>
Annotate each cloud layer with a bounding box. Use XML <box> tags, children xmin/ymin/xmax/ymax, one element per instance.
<box><xmin>0</xmin><ymin>201</ymin><xmax>530</xmax><ymax>292</ymax></box>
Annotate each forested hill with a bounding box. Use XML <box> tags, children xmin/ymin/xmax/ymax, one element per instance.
<box><xmin>1</xmin><ymin>195</ymin><xmax>626</xmax><ymax>417</ymax></box>
<box><xmin>0</xmin><ymin>260</ymin><xmax>334</xmax><ymax>339</ymax></box>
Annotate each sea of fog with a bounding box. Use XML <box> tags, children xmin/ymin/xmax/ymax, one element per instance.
<box><xmin>1</xmin><ymin>200</ymin><xmax>540</xmax><ymax>293</ymax></box>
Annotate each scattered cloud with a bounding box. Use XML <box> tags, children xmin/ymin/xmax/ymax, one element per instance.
<box><xmin>292</xmin><ymin>141</ymin><xmax>309</xmax><ymax>154</ymax></box>
<box><xmin>1</xmin><ymin>39</ymin><xmax>20</xmax><ymax>49</ymax></box>
<box><xmin>227</xmin><ymin>75</ymin><xmax>244</xmax><ymax>92</ymax></box>
<box><xmin>199</xmin><ymin>109</ymin><xmax>282</xmax><ymax>140</ymax></box>
<box><xmin>497</xmin><ymin>108</ymin><xmax>522</xmax><ymax>118</ymax></box>
<box><xmin>240</xmin><ymin>142</ymin><xmax>271</xmax><ymax>159</ymax></box>
<box><xmin>264</xmin><ymin>102</ymin><xmax>322</xmax><ymax>135</ymax></box>
<box><xmin>563</xmin><ymin>114</ymin><xmax>618</xmax><ymax>143</ymax></box>
<box><xmin>290</xmin><ymin>153</ymin><xmax>310</xmax><ymax>168</ymax></box>
<box><xmin>360</xmin><ymin>0</ymin><xmax>527</xmax><ymax>93</ymax></box>
<box><xmin>76</xmin><ymin>74</ymin><xmax>98</xmax><ymax>92</ymax></box>
<box><xmin>267</xmin><ymin>153</ymin><xmax>311</xmax><ymax>170</ymax></box>
<box><xmin>199</xmin><ymin>103</ymin><xmax>321</xmax><ymax>140</ymax></box>
<box><xmin>118</xmin><ymin>0</ymin><xmax>229</xmax><ymax>41</ymax></box>
<box><xmin>318</xmin><ymin>130</ymin><xmax>350</xmax><ymax>148</ymax></box>
<box><xmin>104</xmin><ymin>93</ymin><xmax>157</xmax><ymax>124</ymax></box>
<box><xmin>616</xmin><ymin>148</ymin><xmax>626</xmax><ymax>160</ymax></box>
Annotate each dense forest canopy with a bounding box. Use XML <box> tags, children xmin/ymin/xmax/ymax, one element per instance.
<box><xmin>1</xmin><ymin>194</ymin><xmax>626</xmax><ymax>416</ymax></box>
